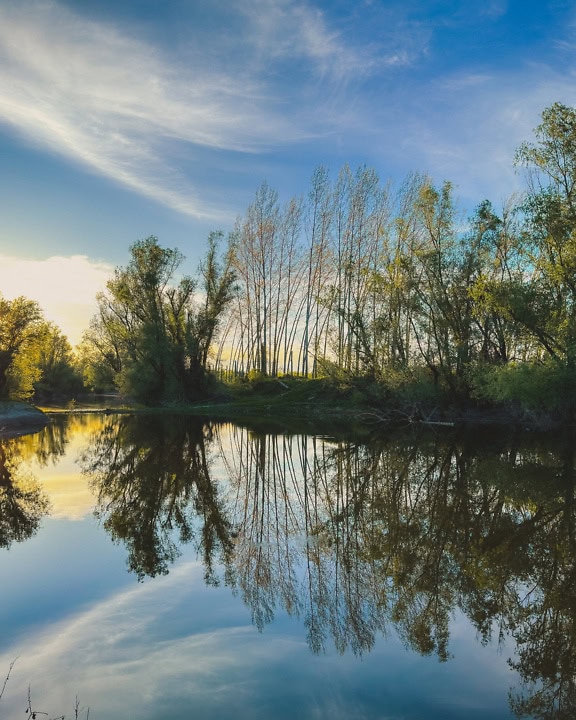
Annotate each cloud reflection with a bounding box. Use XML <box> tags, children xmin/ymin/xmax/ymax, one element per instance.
<box><xmin>0</xmin><ymin>560</ymin><xmax>305</xmax><ymax>718</ymax></box>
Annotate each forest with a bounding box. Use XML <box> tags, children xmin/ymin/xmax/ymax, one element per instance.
<box><xmin>2</xmin><ymin>102</ymin><xmax>576</xmax><ymax>420</ymax></box>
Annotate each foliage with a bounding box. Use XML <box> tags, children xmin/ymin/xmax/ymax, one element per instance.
<box><xmin>83</xmin><ymin>234</ymin><xmax>235</xmax><ymax>404</ymax></box>
<box><xmin>470</xmin><ymin>359</ymin><xmax>576</xmax><ymax>415</ymax></box>
<box><xmin>513</xmin><ymin>102</ymin><xmax>576</xmax><ymax>367</ymax></box>
<box><xmin>0</xmin><ymin>295</ymin><xmax>46</xmax><ymax>399</ymax></box>
<box><xmin>8</xmin><ymin>100</ymin><xmax>576</xmax><ymax>418</ymax></box>
<box><xmin>33</xmin><ymin>323</ymin><xmax>84</xmax><ymax>400</ymax></box>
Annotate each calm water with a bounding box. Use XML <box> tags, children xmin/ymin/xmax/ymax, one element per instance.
<box><xmin>1</xmin><ymin>413</ymin><xmax>574</xmax><ymax>719</ymax></box>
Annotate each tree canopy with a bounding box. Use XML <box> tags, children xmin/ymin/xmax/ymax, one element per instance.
<box><xmin>81</xmin><ymin>234</ymin><xmax>235</xmax><ymax>404</ymax></box>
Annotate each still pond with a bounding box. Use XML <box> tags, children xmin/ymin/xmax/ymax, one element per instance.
<box><xmin>1</xmin><ymin>412</ymin><xmax>574</xmax><ymax>719</ymax></box>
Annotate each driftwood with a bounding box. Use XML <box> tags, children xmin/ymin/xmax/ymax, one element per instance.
<box><xmin>358</xmin><ymin>404</ymin><xmax>455</xmax><ymax>427</ymax></box>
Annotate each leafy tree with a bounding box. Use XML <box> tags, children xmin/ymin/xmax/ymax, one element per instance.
<box><xmin>184</xmin><ymin>231</ymin><xmax>236</xmax><ymax>389</ymax></box>
<box><xmin>514</xmin><ymin>102</ymin><xmax>576</xmax><ymax>367</ymax></box>
<box><xmin>0</xmin><ymin>295</ymin><xmax>46</xmax><ymax>399</ymax></box>
<box><xmin>33</xmin><ymin>323</ymin><xmax>84</xmax><ymax>400</ymax></box>
<box><xmin>86</xmin><ymin>235</ymin><xmax>235</xmax><ymax>404</ymax></box>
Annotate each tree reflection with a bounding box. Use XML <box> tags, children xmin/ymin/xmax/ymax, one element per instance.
<box><xmin>81</xmin><ymin>415</ymin><xmax>233</xmax><ymax>582</ymax></box>
<box><xmin>0</xmin><ymin>417</ymin><xmax>79</xmax><ymax>548</ymax></box>
<box><xmin>217</xmin><ymin>426</ymin><xmax>576</xmax><ymax>719</ymax></box>
<box><xmin>0</xmin><ymin>436</ymin><xmax>51</xmax><ymax>548</ymax></box>
<box><xmin>79</xmin><ymin>413</ymin><xmax>576</xmax><ymax>720</ymax></box>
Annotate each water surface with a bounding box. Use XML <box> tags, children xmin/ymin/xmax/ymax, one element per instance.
<box><xmin>1</xmin><ymin>413</ymin><xmax>574</xmax><ymax>719</ymax></box>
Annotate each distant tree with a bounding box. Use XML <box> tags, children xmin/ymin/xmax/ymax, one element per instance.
<box><xmin>33</xmin><ymin>323</ymin><xmax>84</xmax><ymax>400</ymax></box>
<box><xmin>75</xmin><ymin>335</ymin><xmax>119</xmax><ymax>393</ymax></box>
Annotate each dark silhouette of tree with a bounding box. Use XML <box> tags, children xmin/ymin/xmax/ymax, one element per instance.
<box><xmin>0</xmin><ymin>439</ymin><xmax>50</xmax><ymax>548</ymax></box>
<box><xmin>81</xmin><ymin>414</ymin><xmax>233</xmax><ymax>582</ymax></box>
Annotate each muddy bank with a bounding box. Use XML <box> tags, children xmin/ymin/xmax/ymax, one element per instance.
<box><xmin>0</xmin><ymin>402</ymin><xmax>49</xmax><ymax>438</ymax></box>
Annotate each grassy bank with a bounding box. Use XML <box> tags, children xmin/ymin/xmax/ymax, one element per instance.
<box><xmin>4</xmin><ymin>371</ymin><xmax>572</xmax><ymax>439</ymax></box>
<box><xmin>177</xmin><ymin>374</ymin><xmax>547</xmax><ymax>432</ymax></box>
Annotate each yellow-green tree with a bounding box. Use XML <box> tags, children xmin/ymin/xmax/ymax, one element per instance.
<box><xmin>0</xmin><ymin>294</ymin><xmax>46</xmax><ymax>399</ymax></box>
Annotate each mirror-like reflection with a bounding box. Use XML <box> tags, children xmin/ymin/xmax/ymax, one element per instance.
<box><xmin>3</xmin><ymin>413</ymin><xmax>576</xmax><ymax>719</ymax></box>
<box><xmin>0</xmin><ymin>425</ymin><xmax>61</xmax><ymax>548</ymax></box>
<box><xmin>82</xmin><ymin>415</ymin><xmax>233</xmax><ymax>582</ymax></box>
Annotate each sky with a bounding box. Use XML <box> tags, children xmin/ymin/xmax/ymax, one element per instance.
<box><xmin>1</xmin><ymin>0</ymin><xmax>575</xmax><ymax>345</ymax></box>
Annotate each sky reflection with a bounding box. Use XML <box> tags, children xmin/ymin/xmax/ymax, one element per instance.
<box><xmin>0</xmin><ymin>553</ymin><xmax>516</xmax><ymax>720</ymax></box>
<box><xmin>0</xmin><ymin>415</ymin><xmax>545</xmax><ymax>719</ymax></box>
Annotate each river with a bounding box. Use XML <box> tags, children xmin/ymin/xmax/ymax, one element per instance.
<box><xmin>1</xmin><ymin>412</ymin><xmax>573</xmax><ymax>719</ymax></box>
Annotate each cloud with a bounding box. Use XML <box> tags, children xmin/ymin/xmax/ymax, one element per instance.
<box><xmin>0</xmin><ymin>254</ymin><xmax>112</xmax><ymax>345</ymax></box>
<box><xmin>0</xmin><ymin>561</ymin><xmax>305</xmax><ymax>718</ymax></box>
<box><xmin>0</xmin><ymin>1</ymin><xmax>325</xmax><ymax>220</ymax></box>
<box><xmin>1</xmin><ymin>0</ymin><xmax>572</xmax><ymax>229</ymax></box>
<box><xmin>479</xmin><ymin>0</ymin><xmax>508</xmax><ymax>19</ymax></box>
<box><xmin>238</xmin><ymin>0</ymin><xmax>382</xmax><ymax>80</ymax></box>
<box><xmin>0</xmin><ymin>0</ymin><xmax>427</xmax><ymax>224</ymax></box>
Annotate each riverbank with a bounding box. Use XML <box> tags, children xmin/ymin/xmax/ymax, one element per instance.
<box><xmin>179</xmin><ymin>375</ymin><xmax>561</xmax><ymax>432</ymax></box>
<box><xmin>1</xmin><ymin>374</ymin><xmax>569</xmax><ymax>440</ymax></box>
<box><xmin>0</xmin><ymin>401</ymin><xmax>49</xmax><ymax>438</ymax></box>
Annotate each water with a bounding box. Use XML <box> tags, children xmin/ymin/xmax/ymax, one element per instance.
<box><xmin>1</xmin><ymin>413</ymin><xmax>574</xmax><ymax>719</ymax></box>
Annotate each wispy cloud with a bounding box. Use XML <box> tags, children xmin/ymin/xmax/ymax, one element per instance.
<box><xmin>0</xmin><ymin>0</ymin><xmax>427</xmax><ymax>224</ymax></box>
<box><xmin>0</xmin><ymin>1</ymin><xmax>339</xmax><ymax>220</ymax></box>
<box><xmin>0</xmin><ymin>561</ymin><xmax>304</xmax><ymax>718</ymax></box>
<box><xmin>238</xmin><ymin>0</ymin><xmax>383</xmax><ymax>80</ymax></box>
<box><xmin>1</xmin><ymin>0</ymin><xmax>571</xmax><ymax>229</ymax></box>
<box><xmin>479</xmin><ymin>0</ymin><xmax>508</xmax><ymax>20</ymax></box>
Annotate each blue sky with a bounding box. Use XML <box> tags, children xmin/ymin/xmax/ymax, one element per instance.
<box><xmin>1</xmin><ymin>0</ymin><xmax>575</xmax><ymax>343</ymax></box>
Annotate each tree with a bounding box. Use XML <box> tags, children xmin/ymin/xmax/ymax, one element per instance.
<box><xmin>33</xmin><ymin>323</ymin><xmax>84</xmax><ymax>400</ymax></box>
<box><xmin>514</xmin><ymin>102</ymin><xmax>576</xmax><ymax>367</ymax></box>
<box><xmin>85</xmin><ymin>235</ymin><xmax>235</xmax><ymax>404</ymax></box>
<box><xmin>184</xmin><ymin>231</ymin><xmax>236</xmax><ymax>389</ymax></box>
<box><xmin>0</xmin><ymin>295</ymin><xmax>46</xmax><ymax>399</ymax></box>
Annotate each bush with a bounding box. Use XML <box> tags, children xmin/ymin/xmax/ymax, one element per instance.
<box><xmin>470</xmin><ymin>360</ymin><xmax>576</xmax><ymax>413</ymax></box>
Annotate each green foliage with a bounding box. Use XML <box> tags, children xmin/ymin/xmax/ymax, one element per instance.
<box><xmin>75</xmin><ymin>337</ymin><xmax>118</xmax><ymax>393</ymax></box>
<box><xmin>0</xmin><ymin>295</ymin><xmax>46</xmax><ymax>400</ymax></box>
<box><xmin>33</xmin><ymin>323</ymin><xmax>84</xmax><ymax>400</ymax></box>
<box><xmin>83</xmin><ymin>234</ymin><xmax>236</xmax><ymax>405</ymax></box>
<box><xmin>381</xmin><ymin>365</ymin><xmax>446</xmax><ymax>407</ymax></box>
<box><xmin>470</xmin><ymin>359</ymin><xmax>576</xmax><ymax>414</ymax></box>
<box><xmin>512</xmin><ymin>102</ymin><xmax>576</xmax><ymax>365</ymax></box>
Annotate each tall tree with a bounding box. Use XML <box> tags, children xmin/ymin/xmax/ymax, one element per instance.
<box><xmin>514</xmin><ymin>102</ymin><xmax>576</xmax><ymax>366</ymax></box>
<box><xmin>185</xmin><ymin>231</ymin><xmax>236</xmax><ymax>388</ymax></box>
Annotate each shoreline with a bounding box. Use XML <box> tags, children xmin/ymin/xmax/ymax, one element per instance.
<box><xmin>1</xmin><ymin>395</ymin><xmax>572</xmax><ymax>440</ymax></box>
<box><xmin>0</xmin><ymin>402</ymin><xmax>50</xmax><ymax>439</ymax></box>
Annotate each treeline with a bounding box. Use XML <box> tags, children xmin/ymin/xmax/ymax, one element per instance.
<box><xmin>0</xmin><ymin>234</ymin><xmax>235</xmax><ymax>404</ymax></box>
<box><xmin>215</xmin><ymin>102</ymin><xmax>576</xmax><ymax>415</ymax></box>
<box><xmin>3</xmin><ymin>102</ymin><xmax>576</xmax><ymax>412</ymax></box>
